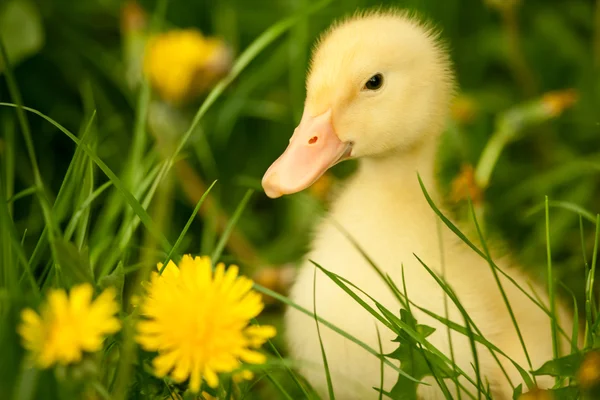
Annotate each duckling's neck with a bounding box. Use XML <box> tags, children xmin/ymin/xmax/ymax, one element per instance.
<box><xmin>356</xmin><ymin>141</ymin><xmax>439</xmax><ymax>205</ymax></box>
<box><xmin>328</xmin><ymin>140</ymin><xmax>442</xmax><ymax>253</ymax></box>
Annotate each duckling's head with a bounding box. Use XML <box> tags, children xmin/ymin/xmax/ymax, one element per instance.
<box><xmin>262</xmin><ymin>10</ymin><xmax>454</xmax><ymax>198</ymax></box>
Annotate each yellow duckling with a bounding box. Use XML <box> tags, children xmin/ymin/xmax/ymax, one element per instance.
<box><xmin>262</xmin><ymin>9</ymin><xmax>573</xmax><ymax>400</ymax></box>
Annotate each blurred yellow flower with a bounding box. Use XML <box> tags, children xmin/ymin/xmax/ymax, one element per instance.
<box><xmin>18</xmin><ymin>284</ymin><xmax>121</xmax><ymax>368</ymax></box>
<box><xmin>542</xmin><ymin>89</ymin><xmax>578</xmax><ymax>118</ymax></box>
<box><xmin>136</xmin><ymin>255</ymin><xmax>276</xmax><ymax>392</ymax></box>
<box><xmin>450</xmin><ymin>164</ymin><xmax>483</xmax><ymax>204</ymax></box>
<box><xmin>518</xmin><ymin>388</ymin><xmax>553</xmax><ymax>400</ymax></box>
<box><xmin>578</xmin><ymin>350</ymin><xmax>600</xmax><ymax>390</ymax></box>
<box><xmin>144</xmin><ymin>29</ymin><xmax>231</xmax><ymax>103</ymax></box>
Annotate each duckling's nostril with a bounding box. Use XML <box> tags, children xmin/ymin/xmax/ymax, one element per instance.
<box><xmin>308</xmin><ymin>136</ymin><xmax>318</xmax><ymax>145</ymax></box>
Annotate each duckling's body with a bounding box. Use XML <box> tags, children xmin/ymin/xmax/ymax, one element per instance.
<box><xmin>262</xmin><ymin>10</ymin><xmax>573</xmax><ymax>399</ymax></box>
<box><xmin>287</xmin><ymin>157</ymin><xmax>570</xmax><ymax>399</ymax></box>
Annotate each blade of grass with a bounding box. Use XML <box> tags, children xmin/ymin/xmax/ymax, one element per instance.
<box><xmin>20</xmin><ymin>229</ymin><xmax>27</xmax><ymax>246</ymax></box>
<box><xmin>375</xmin><ymin>324</ymin><xmax>384</xmax><ymax>400</ymax></box>
<box><xmin>91</xmin><ymin>381</ymin><xmax>112</xmax><ymax>400</ymax></box>
<box><xmin>465</xmin><ymin>317</ymin><xmax>483</xmax><ymax>400</ymax></box>
<box><xmin>38</xmin><ymin>260</ymin><xmax>54</xmax><ymax>290</ymax></box>
<box><xmin>0</xmin><ymin>39</ymin><xmax>62</xmax><ymax>276</ymax></box>
<box><xmin>0</xmin><ymin>40</ymin><xmax>49</xmax><ymax>218</ymax></box>
<box><xmin>264</xmin><ymin>372</ymin><xmax>296</xmax><ymax>400</ymax></box>
<box><xmin>418</xmin><ymin>175</ymin><xmax>559</xmax><ymax>323</ymax></box>
<box><xmin>558</xmin><ymin>282</ymin><xmax>580</xmax><ymax>354</ymax></box>
<box><xmin>75</xmin><ymin>156</ymin><xmax>94</xmax><ymax>249</ymax></box>
<box><xmin>125</xmin><ymin>79</ymin><xmax>151</xmax><ymax>189</ymax></box>
<box><xmin>262</xmin><ymin>334</ymin><xmax>314</xmax><ymax>399</ymax></box>
<box><xmin>468</xmin><ymin>198</ymin><xmax>535</xmax><ymax>385</ymax></box>
<box><xmin>2</xmin><ymin>115</ymin><xmax>15</xmax><ymax>215</ymax></box>
<box><xmin>159</xmin><ymin>180</ymin><xmax>217</xmax><ymax>274</ymax></box>
<box><xmin>0</xmin><ymin>180</ymin><xmax>35</xmax><ymax>292</ymax></box>
<box><xmin>351</xmin><ymin>255</ymin><xmax>528</xmax><ymax>390</ymax></box>
<box><xmin>97</xmin><ymin>157</ymin><xmax>167</xmax><ymax>274</ymax></box>
<box><xmin>580</xmin><ymin>216</ymin><xmax>589</xmax><ymax>272</ymax></box>
<box><xmin>412</xmin><ymin>254</ymin><xmax>531</xmax><ymax>389</ymax></box>
<box><xmin>545</xmin><ymin>197</ymin><xmax>559</xmax><ymax>366</ymax></box>
<box><xmin>437</xmin><ymin>218</ymin><xmax>462</xmax><ymax>399</ymax></box>
<box><xmin>580</xmin><ymin>213</ymin><xmax>595</xmax><ymax>342</ymax></box>
<box><xmin>6</xmin><ymin>186</ymin><xmax>37</xmax><ymax>204</ymax></box>
<box><xmin>0</xmin><ymin>117</ymin><xmax>16</xmax><ymax>290</ymax></box>
<box><xmin>251</xmin><ymin>283</ymin><xmax>421</xmax><ymax>383</ymax></box>
<box><xmin>210</xmin><ymin>189</ymin><xmax>253</xmax><ymax>263</ymax></box>
<box><xmin>0</xmin><ymin>177</ymin><xmax>38</xmax><ymax>294</ymax></box>
<box><xmin>102</xmin><ymin>159</ymin><xmax>171</xmax><ymax>276</ymax></box>
<box><xmin>401</xmin><ymin>266</ymin><xmax>454</xmax><ymax>400</ymax></box>
<box><xmin>411</xmin><ymin>303</ymin><xmax>532</xmax><ymax>389</ymax></box>
<box><xmin>331</xmin><ymin>273</ymin><xmax>483</xmax><ymax>398</ymax></box>
<box><xmin>584</xmin><ymin>215</ymin><xmax>600</xmax><ymax>349</ymax></box>
<box><xmin>99</xmin><ymin>0</ymin><xmax>167</xmax><ymax>246</ymax></box>
<box><xmin>311</xmin><ymin>261</ymin><xmax>482</xmax><ymax>396</ymax></box>
<box><xmin>200</xmin><ymin>210</ymin><xmax>218</xmax><ymax>257</ymax></box>
<box><xmin>0</xmin><ymin>103</ymin><xmax>173</xmax><ymax>254</ymax></box>
<box><xmin>525</xmin><ymin>200</ymin><xmax>597</xmax><ymax>225</ymax></box>
<box><xmin>373</xmin><ymin>304</ymin><xmax>482</xmax><ymax>398</ymax></box>
<box><xmin>27</xmin><ymin>111</ymin><xmax>97</xmax><ymax>273</ymax></box>
<box><xmin>63</xmin><ymin>181</ymin><xmax>113</xmax><ymax>241</ymax></box>
<box><xmin>224</xmin><ymin>379</ymin><xmax>233</xmax><ymax>400</ymax></box>
<box><xmin>420</xmin><ymin>176</ymin><xmax>533</xmax><ymax>388</ymax></box>
<box><xmin>313</xmin><ymin>267</ymin><xmax>335</xmax><ymax>400</ymax></box>
<box><xmin>12</xmin><ymin>365</ymin><xmax>39</xmax><ymax>400</ymax></box>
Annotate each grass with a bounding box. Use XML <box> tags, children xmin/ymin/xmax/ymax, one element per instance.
<box><xmin>1</xmin><ymin>0</ymin><xmax>599</xmax><ymax>399</ymax></box>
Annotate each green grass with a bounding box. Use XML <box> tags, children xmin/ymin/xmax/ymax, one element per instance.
<box><xmin>1</xmin><ymin>0</ymin><xmax>599</xmax><ymax>398</ymax></box>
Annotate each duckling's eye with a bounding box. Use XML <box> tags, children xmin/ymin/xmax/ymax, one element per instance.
<box><xmin>364</xmin><ymin>73</ymin><xmax>383</xmax><ymax>91</ymax></box>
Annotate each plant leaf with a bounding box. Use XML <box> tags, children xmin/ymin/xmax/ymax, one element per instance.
<box><xmin>383</xmin><ymin>310</ymin><xmax>456</xmax><ymax>400</ymax></box>
<box><xmin>531</xmin><ymin>353</ymin><xmax>584</xmax><ymax>378</ymax></box>
<box><xmin>54</xmin><ymin>238</ymin><xmax>94</xmax><ymax>285</ymax></box>
<box><xmin>512</xmin><ymin>384</ymin><xmax>522</xmax><ymax>400</ymax></box>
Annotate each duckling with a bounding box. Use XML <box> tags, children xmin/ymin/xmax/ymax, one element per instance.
<box><xmin>262</xmin><ymin>9</ymin><xmax>573</xmax><ymax>400</ymax></box>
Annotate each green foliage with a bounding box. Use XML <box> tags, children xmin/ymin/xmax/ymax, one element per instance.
<box><xmin>532</xmin><ymin>353</ymin><xmax>584</xmax><ymax>378</ymax></box>
<box><xmin>383</xmin><ymin>310</ymin><xmax>455</xmax><ymax>400</ymax></box>
<box><xmin>0</xmin><ymin>0</ymin><xmax>44</xmax><ymax>73</ymax></box>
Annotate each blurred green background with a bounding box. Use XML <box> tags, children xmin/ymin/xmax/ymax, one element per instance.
<box><xmin>0</xmin><ymin>0</ymin><xmax>599</xmax><ymax>397</ymax></box>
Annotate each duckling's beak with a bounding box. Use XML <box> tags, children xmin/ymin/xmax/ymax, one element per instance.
<box><xmin>262</xmin><ymin>109</ymin><xmax>351</xmax><ymax>199</ymax></box>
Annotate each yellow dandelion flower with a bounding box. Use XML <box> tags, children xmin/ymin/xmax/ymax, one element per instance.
<box><xmin>144</xmin><ymin>29</ymin><xmax>231</xmax><ymax>103</ymax></box>
<box><xmin>136</xmin><ymin>255</ymin><xmax>276</xmax><ymax>393</ymax></box>
<box><xmin>18</xmin><ymin>283</ymin><xmax>121</xmax><ymax>368</ymax></box>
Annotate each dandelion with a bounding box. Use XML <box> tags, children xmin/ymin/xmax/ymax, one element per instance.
<box><xmin>136</xmin><ymin>255</ymin><xmax>276</xmax><ymax>392</ymax></box>
<box><xmin>144</xmin><ymin>29</ymin><xmax>232</xmax><ymax>103</ymax></box>
<box><xmin>18</xmin><ymin>284</ymin><xmax>121</xmax><ymax>368</ymax></box>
